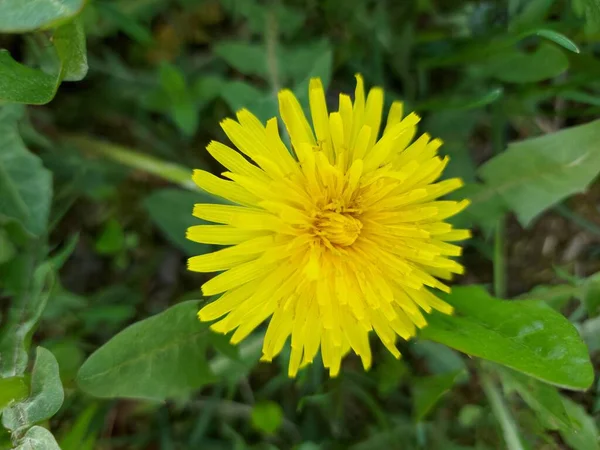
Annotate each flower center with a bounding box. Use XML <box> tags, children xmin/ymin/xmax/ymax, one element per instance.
<box><xmin>316</xmin><ymin>211</ymin><xmax>363</xmax><ymax>247</ymax></box>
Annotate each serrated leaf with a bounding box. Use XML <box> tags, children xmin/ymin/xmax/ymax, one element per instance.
<box><xmin>0</xmin><ymin>0</ymin><xmax>86</xmax><ymax>32</ymax></box>
<box><xmin>76</xmin><ymin>301</ymin><xmax>217</xmax><ymax>400</ymax></box>
<box><xmin>0</xmin><ymin>105</ymin><xmax>53</xmax><ymax>236</ymax></box>
<box><xmin>478</xmin><ymin>120</ymin><xmax>600</xmax><ymax>226</ymax></box>
<box><xmin>420</xmin><ymin>286</ymin><xmax>594</xmax><ymax>390</ymax></box>
<box><xmin>144</xmin><ymin>188</ymin><xmax>223</xmax><ymax>256</ymax></box>
<box><xmin>2</xmin><ymin>348</ymin><xmax>64</xmax><ymax>431</ymax></box>
<box><xmin>412</xmin><ymin>370</ymin><xmax>464</xmax><ymax>421</ymax></box>
<box><xmin>498</xmin><ymin>367</ymin><xmax>571</xmax><ymax>430</ymax></box>
<box><xmin>14</xmin><ymin>426</ymin><xmax>61</xmax><ymax>450</ymax></box>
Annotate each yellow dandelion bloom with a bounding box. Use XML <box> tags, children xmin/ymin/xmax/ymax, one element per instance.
<box><xmin>187</xmin><ymin>75</ymin><xmax>470</xmax><ymax>377</ymax></box>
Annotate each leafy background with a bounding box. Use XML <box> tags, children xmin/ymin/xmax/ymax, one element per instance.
<box><xmin>2</xmin><ymin>0</ymin><xmax>600</xmax><ymax>449</ymax></box>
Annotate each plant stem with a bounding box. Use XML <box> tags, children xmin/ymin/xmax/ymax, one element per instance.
<box><xmin>494</xmin><ymin>219</ymin><xmax>506</xmax><ymax>298</ymax></box>
<box><xmin>62</xmin><ymin>134</ymin><xmax>196</xmax><ymax>190</ymax></box>
<box><xmin>480</xmin><ymin>371</ymin><xmax>525</xmax><ymax>450</ymax></box>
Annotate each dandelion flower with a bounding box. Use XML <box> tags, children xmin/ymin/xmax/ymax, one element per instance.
<box><xmin>187</xmin><ymin>75</ymin><xmax>470</xmax><ymax>377</ymax></box>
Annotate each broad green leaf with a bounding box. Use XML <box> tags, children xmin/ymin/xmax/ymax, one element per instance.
<box><xmin>412</xmin><ymin>370</ymin><xmax>464</xmax><ymax>421</ymax></box>
<box><xmin>420</xmin><ymin>286</ymin><xmax>594</xmax><ymax>390</ymax></box>
<box><xmin>559</xmin><ymin>397</ymin><xmax>600</xmax><ymax>450</ymax></box>
<box><xmin>209</xmin><ymin>334</ymin><xmax>263</xmax><ymax>386</ymax></box>
<box><xmin>0</xmin><ymin>258</ymin><xmax>54</xmax><ymax>377</ymax></box>
<box><xmin>14</xmin><ymin>426</ymin><xmax>61</xmax><ymax>450</ymax></box>
<box><xmin>0</xmin><ymin>377</ymin><xmax>28</xmax><ymax>410</ymax></box>
<box><xmin>0</xmin><ymin>19</ymin><xmax>87</xmax><ymax>104</ymax></box>
<box><xmin>2</xmin><ymin>348</ymin><xmax>64</xmax><ymax>431</ymax></box>
<box><xmin>144</xmin><ymin>188</ymin><xmax>223</xmax><ymax>256</ymax></box>
<box><xmin>478</xmin><ymin>120</ymin><xmax>600</xmax><ymax>226</ymax></box>
<box><xmin>77</xmin><ymin>301</ymin><xmax>217</xmax><ymax>400</ymax></box>
<box><xmin>481</xmin><ymin>43</ymin><xmax>568</xmax><ymax>84</ymax></box>
<box><xmin>0</xmin><ymin>106</ymin><xmax>52</xmax><ymax>237</ymax></box>
<box><xmin>0</xmin><ymin>0</ymin><xmax>85</xmax><ymax>32</ymax></box>
<box><xmin>498</xmin><ymin>367</ymin><xmax>571</xmax><ymax>430</ymax></box>
<box><xmin>251</xmin><ymin>401</ymin><xmax>284</xmax><ymax>435</ymax></box>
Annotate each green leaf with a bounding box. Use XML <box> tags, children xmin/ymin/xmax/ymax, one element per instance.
<box><xmin>214</xmin><ymin>41</ymin><xmax>268</xmax><ymax>78</ymax></box>
<box><xmin>583</xmin><ymin>272</ymin><xmax>600</xmax><ymax>317</ymax></box>
<box><xmin>220</xmin><ymin>81</ymin><xmax>268</xmax><ymax>114</ymax></box>
<box><xmin>0</xmin><ymin>0</ymin><xmax>86</xmax><ymax>32</ymax></box>
<box><xmin>534</xmin><ymin>29</ymin><xmax>580</xmax><ymax>54</ymax></box>
<box><xmin>144</xmin><ymin>188</ymin><xmax>223</xmax><ymax>256</ymax></box>
<box><xmin>0</xmin><ymin>228</ymin><xmax>17</xmax><ymax>264</ymax></box>
<box><xmin>420</xmin><ymin>286</ymin><xmax>594</xmax><ymax>390</ymax></box>
<box><xmin>0</xmin><ymin>258</ymin><xmax>54</xmax><ymax>377</ymax></box>
<box><xmin>481</xmin><ymin>43</ymin><xmax>568</xmax><ymax>84</ymax></box>
<box><xmin>510</xmin><ymin>0</ymin><xmax>555</xmax><ymax>31</ymax></box>
<box><xmin>14</xmin><ymin>426</ymin><xmax>61</xmax><ymax>450</ymax></box>
<box><xmin>76</xmin><ymin>301</ymin><xmax>217</xmax><ymax>400</ymax></box>
<box><xmin>559</xmin><ymin>397</ymin><xmax>600</xmax><ymax>450</ymax></box>
<box><xmin>2</xmin><ymin>348</ymin><xmax>64</xmax><ymax>431</ymax></box>
<box><xmin>412</xmin><ymin>370</ymin><xmax>464</xmax><ymax>421</ymax></box>
<box><xmin>159</xmin><ymin>63</ymin><xmax>197</xmax><ymax>136</ymax></box>
<box><xmin>416</xmin><ymin>87</ymin><xmax>504</xmax><ymax>112</ymax></box>
<box><xmin>478</xmin><ymin>120</ymin><xmax>600</xmax><ymax>226</ymax></box>
<box><xmin>0</xmin><ymin>106</ymin><xmax>52</xmax><ymax>237</ymax></box>
<box><xmin>498</xmin><ymin>367</ymin><xmax>571</xmax><ymax>430</ymax></box>
<box><xmin>95</xmin><ymin>218</ymin><xmax>125</xmax><ymax>255</ymax></box>
<box><xmin>0</xmin><ymin>18</ymin><xmax>87</xmax><ymax>104</ymax></box>
<box><xmin>573</xmin><ymin>0</ymin><xmax>600</xmax><ymax>34</ymax></box>
<box><xmin>251</xmin><ymin>401</ymin><xmax>284</xmax><ymax>435</ymax></box>
<box><xmin>53</xmin><ymin>18</ymin><xmax>88</xmax><ymax>82</ymax></box>
<box><xmin>0</xmin><ymin>377</ymin><xmax>28</xmax><ymax>410</ymax></box>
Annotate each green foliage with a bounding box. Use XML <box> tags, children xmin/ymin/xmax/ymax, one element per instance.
<box><xmin>421</xmin><ymin>286</ymin><xmax>594</xmax><ymax>390</ymax></box>
<box><xmin>2</xmin><ymin>0</ymin><xmax>600</xmax><ymax>448</ymax></box>
<box><xmin>0</xmin><ymin>18</ymin><xmax>88</xmax><ymax>104</ymax></box>
<box><xmin>0</xmin><ymin>0</ymin><xmax>86</xmax><ymax>33</ymax></box>
<box><xmin>143</xmin><ymin>188</ymin><xmax>220</xmax><ymax>256</ymax></box>
<box><xmin>2</xmin><ymin>348</ymin><xmax>64</xmax><ymax>431</ymax></box>
<box><xmin>0</xmin><ymin>106</ymin><xmax>52</xmax><ymax>237</ymax></box>
<box><xmin>478</xmin><ymin>120</ymin><xmax>600</xmax><ymax>226</ymax></box>
<box><xmin>412</xmin><ymin>370</ymin><xmax>464</xmax><ymax>421</ymax></box>
<box><xmin>251</xmin><ymin>401</ymin><xmax>284</xmax><ymax>435</ymax></box>
<box><xmin>76</xmin><ymin>301</ymin><xmax>216</xmax><ymax>400</ymax></box>
<box><xmin>13</xmin><ymin>426</ymin><xmax>61</xmax><ymax>450</ymax></box>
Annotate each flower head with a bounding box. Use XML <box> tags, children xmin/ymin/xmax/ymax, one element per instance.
<box><xmin>187</xmin><ymin>75</ymin><xmax>470</xmax><ymax>377</ymax></box>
